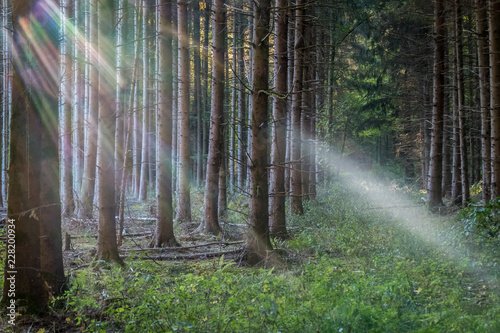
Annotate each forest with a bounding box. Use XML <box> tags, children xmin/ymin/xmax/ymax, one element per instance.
<box><xmin>0</xmin><ymin>0</ymin><xmax>499</xmax><ymax>331</ymax></box>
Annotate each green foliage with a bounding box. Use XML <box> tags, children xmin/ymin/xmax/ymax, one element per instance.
<box><xmin>58</xmin><ymin>181</ymin><xmax>500</xmax><ymax>332</ymax></box>
<box><xmin>459</xmin><ymin>199</ymin><xmax>500</xmax><ymax>239</ymax></box>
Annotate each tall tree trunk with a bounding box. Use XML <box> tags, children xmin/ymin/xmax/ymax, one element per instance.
<box><xmin>193</xmin><ymin>1</ymin><xmax>203</xmax><ymax>187</ymax></box>
<box><xmin>81</xmin><ymin>0</ymin><xmax>99</xmax><ymax>218</ymax></box>
<box><xmin>230</xmin><ymin>15</ymin><xmax>237</xmax><ymax>191</ymax></box>
<box><xmin>154</xmin><ymin>0</ymin><xmax>179</xmax><ymax>247</ymax></box>
<box><xmin>73</xmin><ymin>0</ymin><xmax>85</xmax><ymax>213</ymax></box>
<box><xmin>176</xmin><ymin>0</ymin><xmax>191</xmax><ymax>222</ymax></box>
<box><xmin>490</xmin><ymin>0</ymin><xmax>500</xmax><ymax>197</ymax></box>
<box><xmin>247</xmin><ymin>0</ymin><xmax>273</xmax><ymax>265</ymax></box>
<box><xmin>202</xmin><ymin>0</ymin><xmax>211</xmax><ymax>181</ymax></box>
<box><xmin>455</xmin><ymin>0</ymin><xmax>470</xmax><ymax>205</ymax></box>
<box><xmin>427</xmin><ymin>0</ymin><xmax>445</xmax><ymax>209</ymax></box>
<box><xmin>115</xmin><ymin>0</ymin><xmax>125</xmax><ymax>208</ymax></box>
<box><xmin>96</xmin><ymin>0</ymin><xmax>122</xmax><ymax>264</ymax></box>
<box><xmin>1</xmin><ymin>0</ymin><xmax>12</xmax><ymax>206</ymax></box>
<box><xmin>452</xmin><ymin>28</ymin><xmax>462</xmax><ymax>204</ymax></box>
<box><xmin>133</xmin><ymin>1</ymin><xmax>143</xmax><ymax>196</ymax></box>
<box><xmin>2</xmin><ymin>0</ymin><xmax>65</xmax><ymax>313</ymax></box>
<box><xmin>172</xmin><ymin>5</ymin><xmax>179</xmax><ymax>193</ymax></box>
<box><xmin>476</xmin><ymin>0</ymin><xmax>491</xmax><ymax>202</ymax></box>
<box><xmin>237</xmin><ymin>11</ymin><xmax>247</xmax><ymax>190</ymax></box>
<box><xmin>139</xmin><ymin>0</ymin><xmax>150</xmax><ymax>202</ymax></box>
<box><xmin>269</xmin><ymin>0</ymin><xmax>289</xmax><ymax>239</ymax></box>
<box><xmin>62</xmin><ymin>0</ymin><xmax>75</xmax><ymax>217</ymax></box>
<box><xmin>201</xmin><ymin>0</ymin><xmax>225</xmax><ymax>235</ymax></box>
<box><xmin>118</xmin><ymin>58</ymin><xmax>139</xmax><ymax>246</ymax></box>
<box><xmin>286</xmin><ymin>2</ymin><xmax>294</xmax><ymax>193</ymax></box>
<box><xmin>291</xmin><ymin>0</ymin><xmax>304</xmax><ymax>215</ymax></box>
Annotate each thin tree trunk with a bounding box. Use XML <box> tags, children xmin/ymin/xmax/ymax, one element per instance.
<box><xmin>490</xmin><ymin>0</ymin><xmax>500</xmax><ymax>197</ymax></box>
<box><xmin>118</xmin><ymin>58</ymin><xmax>138</xmax><ymax>247</ymax></box>
<box><xmin>176</xmin><ymin>0</ymin><xmax>191</xmax><ymax>222</ymax></box>
<box><xmin>476</xmin><ymin>0</ymin><xmax>491</xmax><ymax>202</ymax></box>
<box><xmin>115</xmin><ymin>0</ymin><xmax>126</xmax><ymax>207</ymax></box>
<box><xmin>455</xmin><ymin>0</ymin><xmax>470</xmax><ymax>205</ymax></box>
<box><xmin>81</xmin><ymin>0</ymin><xmax>99</xmax><ymax>218</ymax></box>
<box><xmin>139</xmin><ymin>0</ymin><xmax>150</xmax><ymax>202</ymax></box>
<box><xmin>133</xmin><ymin>1</ymin><xmax>143</xmax><ymax>196</ymax></box>
<box><xmin>270</xmin><ymin>0</ymin><xmax>289</xmax><ymax>239</ymax></box>
<box><xmin>96</xmin><ymin>0</ymin><xmax>123</xmax><ymax>265</ymax></box>
<box><xmin>62</xmin><ymin>0</ymin><xmax>75</xmax><ymax>217</ymax></box>
<box><xmin>452</xmin><ymin>30</ymin><xmax>462</xmax><ymax>204</ymax></box>
<box><xmin>73</xmin><ymin>0</ymin><xmax>85</xmax><ymax>212</ymax></box>
<box><xmin>237</xmin><ymin>11</ymin><xmax>247</xmax><ymax>190</ymax></box>
<box><xmin>193</xmin><ymin>1</ymin><xmax>203</xmax><ymax>187</ymax></box>
<box><xmin>426</xmin><ymin>0</ymin><xmax>445</xmax><ymax>209</ymax></box>
<box><xmin>201</xmin><ymin>0</ymin><xmax>225</xmax><ymax>235</ymax></box>
<box><xmin>291</xmin><ymin>0</ymin><xmax>304</xmax><ymax>215</ymax></box>
<box><xmin>154</xmin><ymin>0</ymin><xmax>180</xmax><ymax>247</ymax></box>
<box><xmin>202</xmin><ymin>0</ymin><xmax>211</xmax><ymax>181</ymax></box>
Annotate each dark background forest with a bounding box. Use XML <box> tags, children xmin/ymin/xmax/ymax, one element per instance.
<box><xmin>0</xmin><ymin>0</ymin><xmax>499</xmax><ymax>331</ymax></box>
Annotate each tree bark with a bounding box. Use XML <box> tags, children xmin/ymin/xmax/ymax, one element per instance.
<box><xmin>80</xmin><ymin>0</ymin><xmax>99</xmax><ymax>218</ymax></box>
<box><xmin>237</xmin><ymin>11</ymin><xmax>247</xmax><ymax>190</ymax></box>
<box><xmin>193</xmin><ymin>1</ymin><xmax>203</xmax><ymax>187</ymax></box>
<box><xmin>96</xmin><ymin>0</ymin><xmax>123</xmax><ymax>264</ymax></box>
<box><xmin>476</xmin><ymin>0</ymin><xmax>491</xmax><ymax>203</ymax></box>
<box><xmin>2</xmin><ymin>0</ymin><xmax>65</xmax><ymax>313</ymax></box>
<box><xmin>62</xmin><ymin>0</ymin><xmax>75</xmax><ymax>217</ymax></box>
<box><xmin>176</xmin><ymin>0</ymin><xmax>191</xmax><ymax>222</ymax></box>
<box><xmin>247</xmin><ymin>0</ymin><xmax>273</xmax><ymax>265</ymax></box>
<box><xmin>139</xmin><ymin>0</ymin><xmax>150</xmax><ymax>202</ymax></box>
<box><xmin>455</xmin><ymin>0</ymin><xmax>469</xmax><ymax>205</ymax></box>
<box><xmin>490</xmin><ymin>0</ymin><xmax>500</xmax><ymax>197</ymax></box>
<box><xmin>201</xmin><ymin>0</ymin><xmax>225</xmax><ymax>235</ymax></box>
<box><xmin>291</xmin><ymin>0</ymin><xmax>304</xmax><ymax>215</ymax></box>
<box><xmin>155</xmin><ymin>0</ymin><xmax>179</xmax><ymax>247</ymax></box>
<box><xmin>269</xmin><ymin>0</ymin><xmax>289</xmax><ymax>239</ymax></box>
<box><xmin>426</xmin><ymin>0</ymin><xmax>445</xmax><ymax>209</ymax></box>
<box><xmin>115</xmin><ymin>0</ymin><xmax>126</xmax><ymax>208</ymax></box>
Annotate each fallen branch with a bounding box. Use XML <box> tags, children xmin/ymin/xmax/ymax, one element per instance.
<box><xmin>121</xmin><ymin>241</ymin><xmax>245</xmax><ymax>252</ymax></box>
<box><xmin>122</xmin><ymin>248</ymin><xmax>244</xmax><ymax>261</ymax></box>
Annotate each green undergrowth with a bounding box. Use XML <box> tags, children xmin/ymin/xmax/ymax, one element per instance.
<box><xmin>59</xmin><ymin>181</ymin><xmax>499</xmax><ymax>332</ymax></box>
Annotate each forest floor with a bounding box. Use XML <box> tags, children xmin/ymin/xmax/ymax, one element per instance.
<box><xmin>1</xmin><ymin>166</ymin><xmax>500</xmax><ymax>332</ymax></box>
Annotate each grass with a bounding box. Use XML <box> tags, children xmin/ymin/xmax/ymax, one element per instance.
<box><xmin>0</xmin><ymin>169</ymin><xmax>499</xmax><ymax>332</ymax></box>
<box><xmin>50</xmin><ymin>176</ymin><xmax>500</xmax><ymax>332</ymax></box>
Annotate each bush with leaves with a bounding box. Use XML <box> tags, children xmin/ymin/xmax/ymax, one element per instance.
<box><xmin>459</xmin><ymin>199</ymin><xmax>500</xmax><ymax>239</ymax></box>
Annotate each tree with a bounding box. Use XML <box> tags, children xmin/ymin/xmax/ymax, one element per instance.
<box><xmin>476</xmin><ymin>0</ymin><xmax>491</xmax><ymax>203</ymax></box>
<box><xmin>490</xmin><ymin>0</ymin><xmax>500</xmax><ymax>197</ymax></box>
<box><xmin>269</xmin><ymin>0</ymin><xmax>289</xmax><ymax>239</ymax></box>
<box><xmin>247</xmin><ymin>0</ymin><xmax>273</xmax><ymax>265</ymax></box>
<box><xmin>454</xmin><ymin>0</ymin><xmax>469</xmax><ymax>205</ymax></box>
<box><xmin>80</xmin><ymin>0</ymin><xmax>99</xmax><ymax>218</ymax></box>
<box><xmin>62</xmin><ymin>0</ymin><xmax>75</xmax><ymax>217</ymax></box>
<box><xmin>237</xmin><ymin>9</ymin><xmax>247</xmax><ymax>190</ymax></box>
<box><xmin>176</xmin><ymin>0</ymin><xmax>191</xmax><ymax>222</ymax></box>
<box><xmin>290</xmin><ymin>0</ymin><xmax>305</xmax><ymax>215</ymax></box>
<box><xmin>95</xmin><ymin>0</ymin><xmax>122</xmax><ymax>264</ymax></box>
<box><xmin>426</xmin><ymin>0</ymin><xmax>445</xmax><ymax>209</ymax></box>
<box><xmin>154</xmin><ymin>0</ymin><xmax>179</xmax><ymax>247</ymax></box>
<box><xmin>2</xmin><ymin>0</ymin><xmax>64</xmax><ymax>313</ymax></box>
<box><xmin>200</xmin><ymin>0</ymin><xmax>225</xmax><ymax>235</ymax></box>
<box><xmin>139</xmin><ymin>0</ymin><xmax>150</xmax><ymax>202</ymax></box>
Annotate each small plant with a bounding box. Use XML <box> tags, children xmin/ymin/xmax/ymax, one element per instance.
<box><xmin>459</xmin><ymin>198</ymin><xmax>500</xmax><ymax>239</ymax></box>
